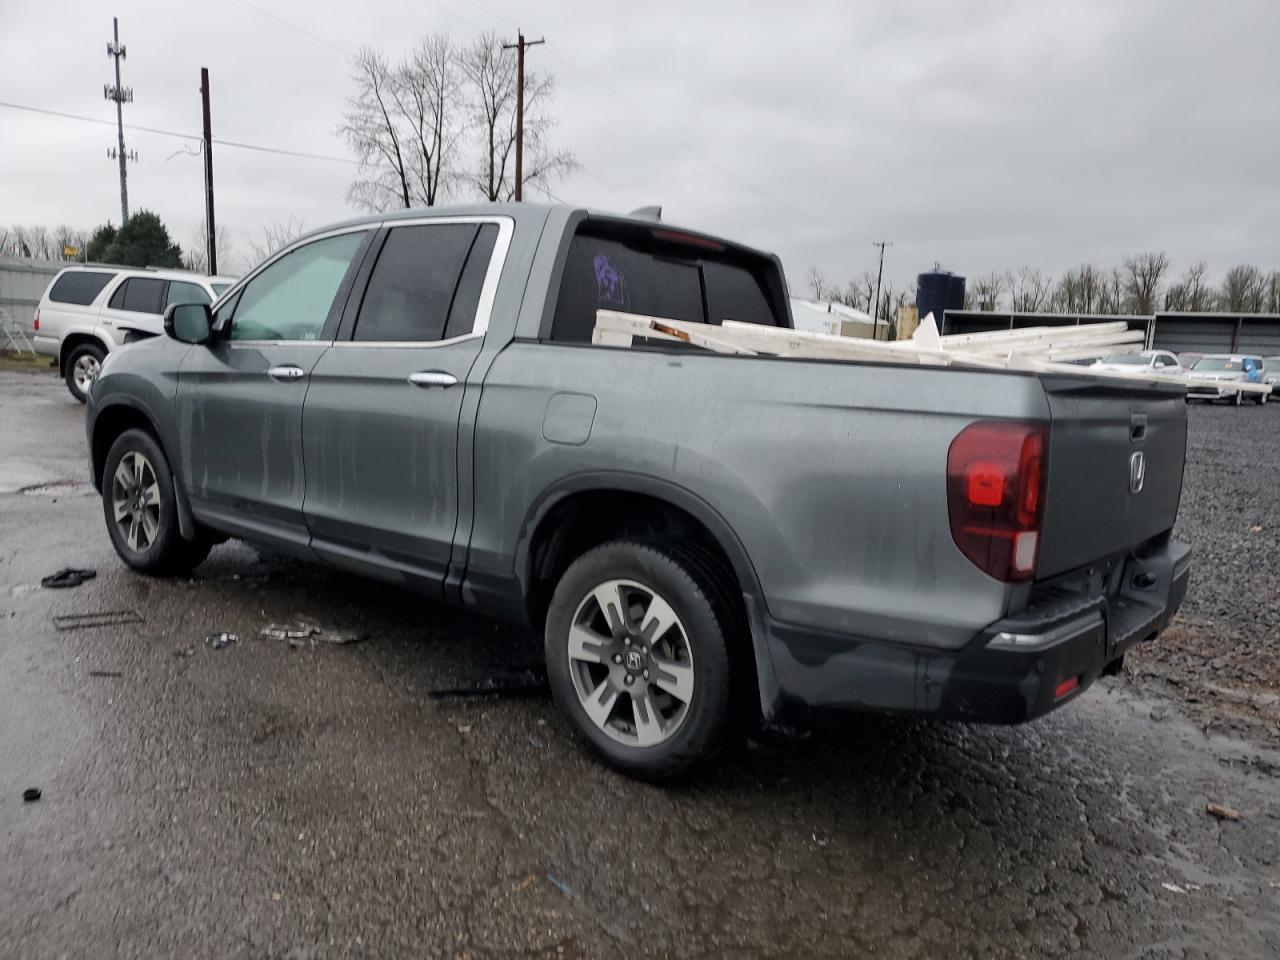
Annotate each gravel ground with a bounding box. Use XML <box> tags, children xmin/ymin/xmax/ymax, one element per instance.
<box><xmin>1127</xmin><ymin>400</ymin><xmax>1280</xmax><ymax>743</ymax></box>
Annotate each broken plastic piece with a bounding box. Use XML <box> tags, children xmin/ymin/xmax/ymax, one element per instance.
<box><xmin>41</xmin><ymin>567</ymin><xmax>97</xmax><ymax>589</ymax></box>
<box><xmin>206</xmin><ymin>632</ymin><xmax>238</xmax><ymax>650</ymax></box>
<box><xmin>428</xmin><ymin>669</ymin><xmax>549</xmax><ymax>700</ymax></box>
<box><xmin>53</xmin><ymin>610</ymin><xmax>143</xmax><ymax>631</ymax></box>
<box><xmin>22</xmin><ymin>788</ymin><xmax>41</xmax><ymax>803</ymax></box>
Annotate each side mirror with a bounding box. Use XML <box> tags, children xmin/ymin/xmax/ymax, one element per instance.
<box><xmin>163</xmin><ymin>302</ymin><xmax>214</xmax><ymax>345</ymax></box>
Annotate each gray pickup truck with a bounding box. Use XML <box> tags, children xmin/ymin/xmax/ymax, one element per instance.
<box><xmin>85</xmin><ymin>203</ymin><xmax>1192</xmax><ymax>779</ymax></box>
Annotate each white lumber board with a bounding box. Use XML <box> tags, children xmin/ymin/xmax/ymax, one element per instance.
<box><xmin>595</xmin><ymin>310</ymin><xmax>757</xmax><ymax>354</ymax></box>
<box><xmin>939</xmin><ymin>321</ymin><xmax>1133</xmax><ymax>349</ymax></box>
<box><xmin>1025</xmin><ymin>357</ymin><xmax>1273</xmax><ymax>394</ymax></box>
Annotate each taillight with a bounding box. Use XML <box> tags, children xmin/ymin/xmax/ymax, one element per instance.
<box><xmin>947</xmin><ymin>421</ymin><xmax>1048</xmax><ymax>583</ymax></box>
<box><xmin>33</xmin><ymin>307</ymin><xmax>39</xmax><ymax>331</ymax></box>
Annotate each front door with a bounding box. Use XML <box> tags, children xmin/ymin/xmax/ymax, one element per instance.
<box><xmin>177</xmin><ymin>229</ymin><xmax>373</xmax><ymax>553</ymax></box>
<box><xmin>302</xmin><ymin>218</ymin><xmax>505</xmax><ymax>591</ymax></box>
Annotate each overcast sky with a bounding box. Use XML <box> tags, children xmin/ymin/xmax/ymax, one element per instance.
<box><xmin>1</xmin><ymin>0</ymin><xmax>1277</xmax><ymax>292</ymax></box>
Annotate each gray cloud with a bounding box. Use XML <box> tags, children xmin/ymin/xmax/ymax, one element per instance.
<box><xmin>2</xmin><ymin>0</ymin><xmax>1276</xmax><ymax>291</ymax></box>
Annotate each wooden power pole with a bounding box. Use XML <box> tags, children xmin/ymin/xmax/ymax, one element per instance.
<box><xmin>200</xmin><ymin>67</ymin><xmax>217</xmax><ymax>275</ymax></box>
<box><xmin>502</xmin><ymin>30</ymin><xmax>544</xmax><ymax>201</ymax></box>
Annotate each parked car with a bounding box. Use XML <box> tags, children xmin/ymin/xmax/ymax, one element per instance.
<box><xmin>1090</xmin><ymin>350</ymin><xmax>1183</xmax><ymax>375</ymax></box>
<box><xmin>1186</xmin><ymin>354</ymin><xmax>1268</xmax><ymax>406</ymax></box>
<box><xmin>1266</xmin><ymin>358</ymin><xmax>1280</xmax><ymax>394</ymax></box>
<box><xmin>32</xmin><ymin>266</ymin><xmax>236</xmax><ymax>401</ymax></box>
<box><xmin>83</xmin><ymin>204</ymin><xmax>1192</xmax><ymax>780</ymax></box>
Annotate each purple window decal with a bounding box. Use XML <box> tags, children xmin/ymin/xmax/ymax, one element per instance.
<box><xmin>594</xmin><ymin>254</ymin><xmax>628</xmax><ymax>308</ymax></box>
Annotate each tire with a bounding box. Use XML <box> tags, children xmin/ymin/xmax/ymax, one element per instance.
<box><xmin>545</xmin><ymin>538</ymin><xmax>735</xmax><ymax>781</ymax></box>
<box><xmin>101</xmin><ymin>428</ymin><xmax>212</xmax><ymax>575</ymax></box>
<box><xmin>1234</xmin><ymin>390</ymin><xmax>1244</xmax><ymax>407</ymax></box>
<box><xmin>1257</xmin><ymin>390</ymin><xmax>1268</xmax><ymax>405</ymax></box>
<box><xmin>64</xmin><ymin>343</ymin><xmax>105</xmax><ymax>403</ymax></box>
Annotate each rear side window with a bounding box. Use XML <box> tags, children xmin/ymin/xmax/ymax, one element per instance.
<box><xmin>549</xmin><ymin>229</ymin><xmax>784</xmax><ymax>343</ymax></box>
<box><xmin>353</xmin><ymin>223</ymin><xmax>489</xmax><ymax>343</ymax></box>
<box><xmin>167</xmin><ymin>280</ymin><xmax>211</xmax><ymax>308</ymax></box>
<box><xmin>48</xmin><ymin>271</ymin><xmax>115</xmax><ymax>306</ymax></box>
<box><xmin>108</xmin><ymin>277</ymin><xmax>168</xmax><ymax>314</ymax></box>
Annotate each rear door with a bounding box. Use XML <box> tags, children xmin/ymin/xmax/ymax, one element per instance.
<box><xmin>99</xmin><ymin>276</ymin><xmax>169</xmax><ymax>340</ymax></box>
<box><xmin>302</xmin><ymin>217</ymin><xmax>508</xmax><ymax>591</ymax></box>
<box><xmin>1036</xmin><ymin>376</ymin><xmax>1187</xmax><ymax>577</ymax></box>
<box><xmin>177</xmin><ymin>228</ymin><xmax>373</xmax><ymax>553</ymax></box>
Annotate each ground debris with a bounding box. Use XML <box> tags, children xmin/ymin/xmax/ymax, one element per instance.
<box><xmin>260</xmin><ymin>618</ymin><xmax>363</xmax><ymax>647</ymax></box>
<box><xmin>53</xmin><ymin>609</ymin><xmax>143</xmax><ymax>631</ymax></box>
<box><xmin>41</xmin><ymin>567</ymin><xmax>97</xmax><ymax>589</ymax></box>
<box><xmin>428</xmin><ymin>668</ymin><xmax>548</xmax><ymax>700</ymax></box>
<box><xmin>22</xmin><ymin>788</ymin><xmax>41</xmax><ymax>803</ymax></box>
<box><xmin>206</xmin><ymin>632</ymin><xmax>238</xmax><ymax>650</ymax></box>
<box><xmin>1206</xmin><ymin>801</ymin><xmax>1241</xmax><ymax>822</ymax></box>
<box><xmin>87</xmin><ymin>670</ymin><xmax>123</xmax><ymax>678</ymax></box>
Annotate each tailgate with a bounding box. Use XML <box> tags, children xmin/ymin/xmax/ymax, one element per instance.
<box><xmin>1036</xmin><ymin>376</ymin><xmax>1187</xmax><ymax>577</ymax></box>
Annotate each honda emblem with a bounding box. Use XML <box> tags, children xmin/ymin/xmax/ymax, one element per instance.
<box><xmin>1129</xmin><ymin>451</ymin><xmax>1146</xmax><ymax>494</ymax></box>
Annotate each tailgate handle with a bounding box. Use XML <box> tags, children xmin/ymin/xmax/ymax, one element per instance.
<box><xmin>1130</xmin><ymin>413</ymin><xmax>1147</xmax><ymax>442</ymax></box>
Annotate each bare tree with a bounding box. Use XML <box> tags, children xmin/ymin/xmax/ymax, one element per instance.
<box><xmin>972</xmin><ymin>271</ymin><xmax>1006</xmax><ymax>311</ymax></box>
<box><xmin>337</xmin><ymin>47</ymin><xmax>414</xmax><ymax>212</ymax></box>
<box><xmin>243</xmin><ymin>217</ymin><xmax>305</xmax><ymax>269</ymax></box>
<box><xmin>1163</xmin><ymin>261</ymin><xmax>1214</xmax><ymax>312</ymax></box>
<box><xmin>1218</xmin><ymin>265</ymin><xmax>1266</xmax><ymax>312</ymax></box>
<box><xmin>393</xmin><ymin>36</ymin><xmax>465</xmax><ymax>206</ymax></box>
<box><xmin>1122</xmin><ymin>251</ymin><xmax>1169</xmax><ymax>315</ymax></box>
<box><xmin>835</xmin><ymin>271</ymin><xmax>877</xmax><ymax>313</ymax></box>
<box><xmin>1053</xmin><ymin>264</ymin><xmax>1102</xmax><ymax>313</ymax></box>
<box><xmin>806</xmin><ymin>266</ymin><xmax>827</xmax><ymax>300</ymax></box>
<box><xmin>462</xmin><ymin>32</ymin><xmax>576</xmax><ymax>201</ymax></box>
<box><xmin>1096</xmin><ymin>267</ymin><xmax>1126</xmax><ymax>314</ymax></box>
<box><xmin>1008</xmin><ymin>266</ymin><xmax>1053</xmax><ymax>312</ymax></box>
<box><xmin>185</xmin><ymin>223</ymin><xmax>236</xmax><ymax>275</ymax></box>
<box><xmin>1266</xmin><ymin>271</ymin><xmax>1280</xmax><ymax>314</ymax></box>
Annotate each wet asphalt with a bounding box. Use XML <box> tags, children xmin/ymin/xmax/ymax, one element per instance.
<box><xmin>1</xmin><ymin>369</ymin><xmax>1278</xmax><ymax>959</ymax></box>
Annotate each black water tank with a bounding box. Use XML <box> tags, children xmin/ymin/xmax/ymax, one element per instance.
<box><xmin>917</xmin><ymin>270</ymin><xmax>966</xmax><ymax>327</ymax></box>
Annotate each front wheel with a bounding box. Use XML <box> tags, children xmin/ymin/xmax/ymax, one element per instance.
<box><xmin>1234</xmin><ymin>390</ymin><xmax>1244</xmax><ymax>407</ymax></box>
<box><xmin>545</xmin><ymin>539</ymin><xmax>735</xmax><ymax>781</ymax></box>
<box><xmin>65</xmin><ymin>343</ymin><xmax>105</xmax><ymax>403</ymax></box>
<box><xmin>1258</xmin><ymin>390</ymin><xmax>1268</xmax><ymax>405</ymax></box>
<box><xmin>102</xmin><ymin>429</ymin><xmax>212</xmax><ymax>575</ymax></box>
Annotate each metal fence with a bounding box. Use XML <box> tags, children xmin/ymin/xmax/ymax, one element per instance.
<box><xmin>0</xmin><ymin>256</ymin><xmax>62</xmax><ymax>349</ymax></box>
<box><xmin>940</xmin><ymin>310</ymin><xmax>1280</xmax><ymax>358</ymax></box>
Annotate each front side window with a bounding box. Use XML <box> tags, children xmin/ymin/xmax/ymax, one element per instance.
<box><xmin>353</xmin><ymin>223</ymin><xmax>492</xmax><ymax>343</ymax></box>
<box><xmin>48</xmin><ymin>270</ymin><xmax>116</xmax><ymax>306</ymax></box>
<box><xmin>229</xmin><ymin>231</ymin><xmax>367</xmax><ymax>342</ymax></box>
<box><xmin>167</xmin><ymin>280</ymin><xmax>211</xmax><ymax>308</ymax></box>
<box><xmin>108</xmin><ymin>277</ymin><xmax>168</xmax><ymax>314</ymax></box>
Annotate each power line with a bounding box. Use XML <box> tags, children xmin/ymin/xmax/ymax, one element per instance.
<box><xmin>232</xmin><ymin>0</ymin><xmax>353</xmax><ymax>56</ymax></box>
<box><xmin>0</xmin><ymin>100</ymin><xmax>364</xmax><ymax>166</ymax></box>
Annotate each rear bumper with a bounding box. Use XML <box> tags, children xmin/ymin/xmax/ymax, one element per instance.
<box><xmin>33</xmin><ymin>334</ymin><xmax>59</xmax><ymax>358</ymax></box>
<box><xmin>1187</xmin><ymin>385</ymin><xmax>1239</xmax><ymax>399</ymax></box>
<box><xmin>763</xmin><ymin>540</ymin><xmax>1192</xmax><ymax>723</ymax></box>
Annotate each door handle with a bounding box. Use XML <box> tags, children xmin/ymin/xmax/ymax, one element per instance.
<box><xmin>267</xmin><ymin>364</ymin><xmax>307</xmax><ymax>382</ymax></box>
<box><xmin>407</xmin><ymin>370</ymin><xmax>458</xmax><ymax>388</ymax></box>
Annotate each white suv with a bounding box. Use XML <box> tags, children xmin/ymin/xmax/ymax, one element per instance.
<box><xmin>33</xmin><ymin>266</ymin><xmax>235</xmax><ymax>401</ymax></box>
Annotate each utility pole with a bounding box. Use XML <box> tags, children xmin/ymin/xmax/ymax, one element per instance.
<box><xmin>501</xmin><ymin>30</ymin><xmax>544</xmax><ymax>201</ymax></box>
<box><xmin>871</xmin><ymin>240</ymin><xmax>893</xmax><ymax>331</ymax></box>
<box><xmin>200</xmin><ymin>67</ymin><xmax>217</xmax><ymax>275</ymax></box>
<box><xmin>104</xmin><ymin>17</ymin><xmax>135</xmax><ymax>223</ymax></box>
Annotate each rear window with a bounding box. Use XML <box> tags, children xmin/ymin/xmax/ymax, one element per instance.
<box><xmin>549</xmin><ymin>226</ymin><xmax>784</xmax><ymax>343</ymax></box>
<box><xmin>353</xmin><ymin>222</ymin><xmax>493</xmax><ymax>343</ymax></box>
<box><xmin>47</xmin><ymin>271</ymin><xmax>116</xmax><ymax>306</ymax></box>
<box><xmin>108</xmin><ymin>277</ymin><xmax>168</xmax><ymax>314</ymax></box>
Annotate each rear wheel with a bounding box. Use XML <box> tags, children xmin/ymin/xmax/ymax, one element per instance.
<box><xmin>1257</xmin><ymin>390</ymin><xmax>1268</xmax><ymax>405</ymax></box>
<box><xmin>1234</xmin><ymin>390</ymin><xmax>1243</xmax><ymax>407</ymax></box>
<box><xmin>545</xmin><ymin>539</ymin><xmax>734</xmax><ymax>781</ymax></box>
<box><xmin>64</xmin><ymin>343</ymin><xmax>105</xmax><ymax>403</ymax></box>
<box><xmin>102</xmin><ymin>429</ymin><xmax>212</xmax><ymax>575</ymax></box>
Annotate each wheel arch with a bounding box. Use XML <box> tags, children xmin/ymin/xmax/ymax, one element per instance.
<box><xmin>90</xmin><ymin>399</ymin><xmax>197</xmax><ymax>541</ymax></box>
<box><xmin>58</xmin><ymin>332</ymin><xmax>109</xmax><ymax>376</ymax></box>
<box><xmin>516</xmin><ymin>471</ymin><xmax>781</xmax><ymax>719</ymax></box>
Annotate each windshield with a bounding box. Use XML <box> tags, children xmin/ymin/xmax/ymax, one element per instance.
<box><xmin>1099</xmin><ymin>353</ymin><xmax>1147</xmax><ymax>365</ymax></box>
<box><xmin>1192</xmin><ymin>357</ymin><xmax>1242</xmax><ymax>372</ymax></box>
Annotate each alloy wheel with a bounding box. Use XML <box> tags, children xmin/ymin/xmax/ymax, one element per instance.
<box><xmin>566</xmin><ymin>579</ymin><xmax>695</xmax><ymax>748</ymax></box>
<box><xmin>111</xmin><ymin>451</ymin><xmax>161</xmax><ymax>553</ymax></box>
<box><xmin>74</xmin><ymin>354</ymin><xmax>101</xmax><ymax>394</ymax></box>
